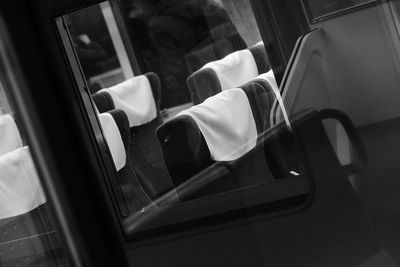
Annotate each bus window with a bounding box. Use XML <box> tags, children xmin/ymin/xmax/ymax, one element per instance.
<box><xmin>65</xmin><ymin>2</ymin><xmax>134</xmax><ymax>93</ymax></box>
<box><xmin>0</xmin><ymin>33</ymin><xmax>70</xmax><ymax>266</ymax></box>
<box><xmin>59</xmin><ymin>0</ymin><xmax>310</xmax><ymax>234</ymax></box>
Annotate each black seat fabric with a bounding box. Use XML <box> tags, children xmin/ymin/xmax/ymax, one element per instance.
<box><xmin>107</xmin><ymin>110</ymin><xmax>152</xmax><ymax>213</ymax></box>
<box><xmin>248</xmin><ymin>42</ymin><xmax>270</xmax><ymax>75</ymax></box>
<box><xmin>93</xmin><ymin>73</ymin><xmax>176</xmax><ymax>207</ymax></box>
<box><xmin>251</xmin><ymin>78</ymin><xmax>306</xmax><ymax>178</ymax></box>
<box><xmin>187</xmin><ymin>42</ymin><xmax>270</xmax><ymax>105</ymax></box>
<box><xmin>92</xmin><ymin>91</ymin><xmax>114</xmax><ymax>113</ymax></box>
<box><xmin>157</xmin><ymin>80</ymin><xmax>277</xmax><ymax>201</ymax></box>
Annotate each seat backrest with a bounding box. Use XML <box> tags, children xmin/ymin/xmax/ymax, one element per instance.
<box><xmin>92</xmin><ymin>73</ymin><xmax>176</xmax><ymax>205</ymax></box>
<box><xmin>187</xmin><ymin>42</ymin><xmax>270</xmax><ymax>104</ymax></box>
<box><xmin>157</xmin><ymin>80</ymin><xmax>276</xmax><ymax>200</ymax></box>
<box><xmin>101</xmin><ymin>109</ymin><xmax>154</xmax><ymax>213</ymax></box>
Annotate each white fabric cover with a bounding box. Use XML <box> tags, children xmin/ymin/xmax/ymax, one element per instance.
<box><xmin>99</xmin><ymin>113</ymin><xmax>126</xmax><ymax>171</ymax></box>
<box><xmin>257</xmin><ymin>70</ymin><xmax>291</xmax><ymax>128</ymax></box>
<box><xmin>0</xmin><ymin>146</ymin><xmax>46</xmax><ymax>219</ymax></box>
<box><xmin>257</xmin><ymin>70</ymin><xmax>279</xmax><ymax>94</ymax></box>
<box><xmin>0</xmin><ymin>114</ymin><xmax>23</xmax><ymax>156</ymax></box>
<box><xmin>99</xmin><ymin>75</ymin><xmax>157</xmax><ymax>127</ymax></box>
<box><xmin>202</xmin><ymin>49</ymin><xmax>258</xmax><ymax>91</ymax></box>
<box><xmin>178</xmin><ymin>88</ymin><xmax>257</xmax><ymax>161</ymax></box>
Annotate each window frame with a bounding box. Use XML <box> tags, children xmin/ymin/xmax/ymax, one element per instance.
<box><xmin>35</xmin><ymin>0</ymin><xmax>314</xmax><ymax>243</ymax></box>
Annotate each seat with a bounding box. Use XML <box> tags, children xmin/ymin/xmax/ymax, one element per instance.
<box><xmin>99</xmin><ymin>110</ymin><xmax>153</xmax><ymax>213</ymax></box>
<box><xmin>92</xmin><ymin>73</ymin><xmax>176</xmax><ymax>205</ymax></box>
<box><xmin>187</xmin><ymin>42</ymin><xmax>270</xmax><ymax>104</ymax></box>
<box><xmin>157</xmin><ymin>79</ymin><xmax>277</xmax><ymax>200</ymax></box>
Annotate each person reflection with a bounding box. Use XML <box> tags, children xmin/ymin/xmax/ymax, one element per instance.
<box><xmin>131</xmin><ymin>0</ymin><xmax>246</xmax><ymax>109</ymax></box>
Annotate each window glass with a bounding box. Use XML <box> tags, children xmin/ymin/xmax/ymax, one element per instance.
<box><xmin>65</xmin><ymin>2</ymin><xmax>134</xmax><ymax>93</ymax></box>
<box><xmin>62</xmin><ymin>0</ymin><xmax>309</xmax><ymax>233</ymax></box>
<box><xmin>0</xmin><ymin>39</ymin><xmax>69</xmax><ymax>266</ymax></box>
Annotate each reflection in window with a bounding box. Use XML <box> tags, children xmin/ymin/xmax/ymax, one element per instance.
<box><xmin>65</xmin><ymin>2</ymin><xmax>134</xmax><ymax>92</ymax></box>
<box><xmin>62</xmin><ymin>0</ymin><xmax>308</xmax><ymax>232</ymax></box>
<box><xmin>0</xmin><ymin>62</ymin><xmax>68</xmax><ymax>265</ymax></box>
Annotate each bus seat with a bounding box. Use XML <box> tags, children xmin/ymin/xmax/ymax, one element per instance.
<box><xmin>187</xmin><ymin>42</ymin><xmax>270</xmax><ymax>104</ymax></box>
<box><xmin>0</xmin><ymin>146</ymin><xmax>46</xmax><ymax>220</ymax></box>
<box><xmin>251</xmin><ymin>73</ymin><xmax>306</xmax><ymax>178</ymax></box>
<box><xmin>102</xmin><ymin>109</ymin><xmax>153</xmax><ymax>213</ymax></box>
<box><xmin>157</xmin><ymin>82</ymin><xmax>275</xmax><ymax>200</ymax></box>
<box><xmin>92</xmin><ymin>90</ymin><xmax>114</xmax><ymax>114</ymax></box>
<box><xmin>248</xmin><ymin>42</ymin><xmax>270</xmax><ymax>76</ymax></box>
<box><xmin>0</xmin><ymin>114</ymin><xmax>23</xmax><ymax>156</ymax></box>
<box><xmin>93</xmin><ymin>73</ymin><xmax>176</xmax><ymax>205</ymax></box>
<box><xmin>97</xmin><ymin>75</ymin><xmax>157</xmax><ymax>127</ymax></box>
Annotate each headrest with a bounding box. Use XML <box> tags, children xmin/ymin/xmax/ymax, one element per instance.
<box><xmin>177</xmin><ymin>88</ymin><xmax>257</xmax><ymax>161</ymax></box>
<box><xmin>201</xmin><ymin>49</ymin><xmax>258</xmax><ymax>91</ymax></box>
<box><xmin>187</xmin><ymin>48</ymin><xmax>261</xmax><ymax>104</ymax></box>
<box><xmin>92</xmin><ymin>91</ymin><xmax>114</xmax><ymax>113</ymax></box>
<box><xmin>99</xmin><ymin>113</ymin><xmax>127</xmax><ymax>171</ymax></box>
<box><xmin>256</xmin><ymin>70</ymin><xmax>279</xmax><ymax>93</ymax></box>
<box><xmin>248</xmin><ymin>41</ymin><xmax>270</xmax><ymax>74</ymax></box>
<box><xmin>255</xmin><ymin>70</ymin><xmax>291</xmax><ymax>127</ymax></box>
<box><xmin>0</xmin><ymin>146</ymin><xmax>46</xmax><ymax>219</ymax></box>
<box><xmin>107</xmin><ymin>109</ymin><xmax>131</xmax><ymax>152</ymax></box>
<box><xmin>0</xmin><ymin>114</ymin><xmax>23</xmax><ymax>156</ymax></box>
<box><xmin>98</xmin><ymin>75</ymin><xmax>157</xmax><ymax>127</ymax></box>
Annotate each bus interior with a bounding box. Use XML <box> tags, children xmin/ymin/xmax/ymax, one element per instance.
<box><xmin>0</xmin><ymin>0</ymin><xmax>400</xmax><ymax>266</ymax></box>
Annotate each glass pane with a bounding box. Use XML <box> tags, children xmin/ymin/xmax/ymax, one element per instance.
<box><xmin>61</xmin><ymin>0</ymin><xmax>310</xmax><ymax>233</ymax></box>
<box><xmin>65</xmin><ymin>2</ymin><xmax>134</xmax><ymax>93</ymax></box>
<box><xmin>0</xmin><ymin>23</ymin><xmax>70</xmax><ymax>266</ymax></box>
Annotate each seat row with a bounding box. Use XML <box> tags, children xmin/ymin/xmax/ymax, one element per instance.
<box><xmin>92</xmin><ymin>54</ymin><xmax>302</xmax><ymax>212</ymax></box>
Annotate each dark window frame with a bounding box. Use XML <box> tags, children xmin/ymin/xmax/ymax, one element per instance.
<box><xmin>29</xmin><ymin>0</ymin><xmax>314</xmax><ymax>243</ymax></box>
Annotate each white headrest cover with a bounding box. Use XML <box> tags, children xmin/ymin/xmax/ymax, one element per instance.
<box><xmin>0</xmin><ymin>114</ymin><xmax>23</xmax><ymax>156</ymax></box>
<box><xmin>178</xmin><ymin>88</ymin><xmax>257</xmax><ymax>161</ymax></box>
<box><xmin>0</xmin><ymin>146</ymin><xmax>46</xmax><ymax>219</ymax></box>
<box><xmin>202</xmin><ymin>49</ymin><xmax>258</xmax><ymax>91</ymax></box>
<box><xmin>99</xmin><ymin>113</ymin><xmax>126</xmax><ymax>171</ymax></box>
<box><xmin>99</xmin><ymin>75</ymin><xmax>157</xmax><ymax>127</ymax></box>
<box><xmin>257</xmin><ymin>70</ymin><xmax>279</xmax><ymax>93</ymax></box>
<box><xmin>257</xmin><ymin>70</ymin><xmax>291</xmax><ymax>128</ymax></box>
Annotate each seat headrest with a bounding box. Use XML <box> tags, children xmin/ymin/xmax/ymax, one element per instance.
<box><xmin>177</xmin><ymin>88</ymin><xmax>257</xmax><ymax>161</ymax></box>
<box><xmin>0</xmin><ymin>146</ymin><xmax>46</xmax><ymax>219</ymax></box>
<box><xmin>187</xmin><ymin>47</ymin><xmax>264</xmax><ymax>104</ymax></box>
<box><xmin>240</xmin><ymin>78</ymin><xmax>276</xmax><ymax>133</ymax></box>
<box><xmin>255</xmin><ymin>70</ymin><xmax>291</xmax><ymax>127</ymax></box>
<box><xmin>0</xmin><ymin>114</ymin><xmax>23</xmax><ymax>156</ymax></box>
<box><xmin>248</xmin><ymin>41</ymin><xmax>270</xmax><ymax>74</ymax></box>
<box><xmin>99</xmin><ymin>112</ymin><xmax>127</xmax><ymax>171</ymax></box>
<box><xmin>107</xmin><ymin>109</ymin><xmax>131</xmax><ymax>152</ymax></box>
<box><xmin>92</xmin><ymin>91</ymin><xmax>114</xmax><ymax>113</ymax></box>
<box><xmin>201</xmin><ymin>49</ymin><xmax>258</xmax><ymax>91</ymax></box>
<box><xmin>97</xmin><ymin>74</ymin><xmax>157</xmax><ymax>127</ymax></box>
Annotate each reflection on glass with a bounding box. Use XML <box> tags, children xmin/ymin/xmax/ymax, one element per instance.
<box><xmin>65</xmin><ymin>2</ymin><xmax>134</xmax><ymax>93</ymax></box>
<box><xmin>0</xmin><ymin>72</ymin><xmax>68</xmax><ymax>265</ymax></box>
